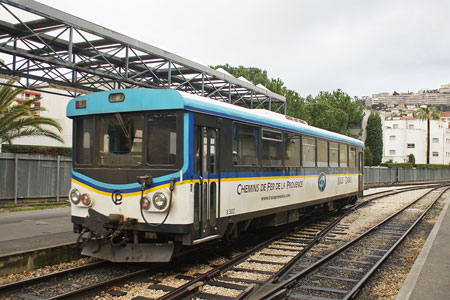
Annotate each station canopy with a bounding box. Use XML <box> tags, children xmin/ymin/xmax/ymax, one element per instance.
<box><xmin>0</xmin><ymin>0</ymin><xmax>286</xmax><ymax>112</ymax></box>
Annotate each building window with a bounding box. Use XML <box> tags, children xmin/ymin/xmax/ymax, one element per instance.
<box><xmin>432</xmin><ymin>138</ymin><xmax>439</xmax><ymax>143</ymax></box>
<box><xmin>389</xmin><ymin>135</ymin><xmax>396</xmax><ymax>141</ymax></box>
<box><xmin>407</xmin><ymin>144</ymin><xmax>415</xmax><ymax>148</ymax></box>
<box><xmin>389</xmin><ymin>150</ymin><xmax>396</xmax><ymax>155</ymax></box>
<box><xmin>432</xmin><ymin>152</ymin><xmax>439</xmax><ymax>157</ymax></box>
<box><xmin>408</xmin><ymin>124</ymin><xmax>414</xmax><ymax>129</ymax></box>
<box><xmin>393</xmin><ymin>124</ymin><xmax>399</xmax><ymax>129</ymax></box>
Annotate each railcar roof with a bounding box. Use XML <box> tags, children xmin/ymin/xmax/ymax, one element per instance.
<box><xmin>67</xmin><ymin>88</ymin><xmax>364</xmax><ymax>147</ymax></box>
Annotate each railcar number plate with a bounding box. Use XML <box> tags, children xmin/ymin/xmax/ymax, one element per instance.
<box><xmin>226</xmin><ymin>208</ymin><xmax>236</xmax><ymax>215</ymax></box>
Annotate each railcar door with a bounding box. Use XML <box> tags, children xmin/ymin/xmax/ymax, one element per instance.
<box><xmin>193</xmin><ymin>125</ymin><xmax>220</xmax><ymax>240</ymax></box>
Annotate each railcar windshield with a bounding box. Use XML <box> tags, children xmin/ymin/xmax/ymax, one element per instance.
<box><xmin>74</xmin><ymin>111</ymin><xmax>180</xmax><ymax>169</ymax></box>
<box><xmin>98</xmin><ymin>113</ymin><xmax>143</xmax><ymax>166</ymax></box>
<box><xmin>147</xmin><ymin>114</ymin><xmax>178</xmax><ymax>165</ymax></box>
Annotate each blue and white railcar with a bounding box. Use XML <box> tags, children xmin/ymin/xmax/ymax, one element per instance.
<box><xmin>67</xmin><ymin>88</ymin><xmax>364</xmax><ymax>262</ymax></box>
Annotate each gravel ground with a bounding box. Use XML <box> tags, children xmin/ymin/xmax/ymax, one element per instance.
<box><xmin>340</xmin><ymin>189</ymin><xmax>431</xmax><ymax>240</ymax></box>
<box><xmin>200</xmin><ymin>284</ymin><xmax>242</xmax><ymax>297</ymax></box>
<box><xmin>223</xmin><ymin>270</ymin><xmax>271</xmax><ymax>281</ymax></box>
<box><xmin>0</xmin><ymin>257</ymin><xmax>97</xmax><ymax>285</ymax></box>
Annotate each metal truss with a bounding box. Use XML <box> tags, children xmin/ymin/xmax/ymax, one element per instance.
<box><xmin>0</xmin><ymin>0</ymin><xmax>286</xmax><ymax>113</ymax></box>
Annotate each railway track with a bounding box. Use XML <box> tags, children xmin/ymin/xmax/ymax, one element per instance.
<box><xmin>0</xmin><ymin>184</ymin><xmax>444</xmax><ymax>300</ymax></box>
<box><xmin>247</xmin><ymin>185</ymin><xmax>450</xmax><ymax>300</ymax></box>
<box><xmin>0</xmin><ymin>260</ymin><xmax>159</xmax><ymax>300</ymax></box>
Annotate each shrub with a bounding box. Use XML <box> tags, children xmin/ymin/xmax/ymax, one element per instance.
<box><xmin>2</xmin><ymin>144</ymin><xmax>72</xmax><ymax>157</ymax></box>
<box><xmin>379</xmin><ymin>162</ymin><xmax>413</xmax><ymax>168</ymax></box>
<box><xmin>415</xmin><ymin>164</ymin><xmax>450</xmax><ymax>169</ymax></box>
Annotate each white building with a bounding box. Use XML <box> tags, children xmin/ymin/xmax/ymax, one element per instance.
<box><xmin>383</xmin><ymin>117</ymin><xmax>450</xmax><ymax>164</ymax></box>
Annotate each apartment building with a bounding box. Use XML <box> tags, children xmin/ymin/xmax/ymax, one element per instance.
<box><xmin>383</xmin><ymin>117</ymin><xmax>450</xmax><ymax>164</ymax></box>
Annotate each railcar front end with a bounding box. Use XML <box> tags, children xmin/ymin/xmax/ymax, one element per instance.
<box><xmin>67</xmin><ymin>89</ymin><xmax>200</xmax><ymax>262</ymax></box>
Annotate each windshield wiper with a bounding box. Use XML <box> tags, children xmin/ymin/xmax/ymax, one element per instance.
<box><xmin>115</xmin><ymin>113</ymin><xmax>130</xmax><ymax>139</ymax></box>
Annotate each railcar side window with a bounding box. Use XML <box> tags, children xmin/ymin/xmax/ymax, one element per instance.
<box><xmin>98</xmin><ymin>113</ymin><xmax>143</xmax><ymax>166</ymax></box>
<box><xmin>349</xmin><ymin>147</ymin><xmax>356</xmax><ymax>168</ymax></box>
<box><xmin>75</xmin><ymin>118</ymin><xmax>94</xmax><ymax>165</ymax></box>
<box><xmin>317</xmin><ymin>139</ymin><xmax>328</xmax><ymax>167</ymax></box>
<box><xmin>302</xmin><ymin>137</ymin><xmax>316</xmax><ymax>167</ymax></box>
<box><xmin>233</xmin><ymin>123</ymin><xmax>259</xmax><ymax>166</ymax></box>
<box><xmin>285</xmin><ymin>133</ymin><xmax>301</xmax><ymax>167</ymax></box>
<box><xmin>262</xmin><ymin>129</ymin><xmax>282</xmax><ymax>167</ymax></box>
<box><xmin>329</xmin><ymin>142</ymin><xmax>339</xmax><ymax>167</ymax></box>
<box><xmin>148</xmin><ymin>114</ymin><xmax>177</xmax><ymax>165</ymax></box>
<box><xmin>340</xmin><ymin>144</ymin><xmax>348</xmax><ymax>167</ymax></box>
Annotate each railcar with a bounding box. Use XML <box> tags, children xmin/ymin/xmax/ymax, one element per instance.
<box><xmin>67</xmin><ymin>88</ymin><xmax>364</xmax><ymax>262</ymax></box>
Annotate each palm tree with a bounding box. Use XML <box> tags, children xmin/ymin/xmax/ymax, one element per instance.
<box><xmin>0</xmin><ymin>81</ymin><xmax>63</xmax><ymax>152</ymax></box>
<box><xmin>415</xmin><ymin>106</ymin><xmax>440</xmax><ymax>164</ymax></box>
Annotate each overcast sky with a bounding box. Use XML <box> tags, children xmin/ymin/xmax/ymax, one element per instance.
<box><xmin>35</xmin><ymin>0</ymin><xmax>450</xmax><ymax>97</ymax></box>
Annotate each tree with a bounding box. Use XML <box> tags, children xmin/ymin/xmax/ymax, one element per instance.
<box><xmin>305</xmin><ymin>98</ymin><xmax>349</xmax><ymax>135</ymax></box>
<box><xmin>364</xmin><ymin>147</ymin><xmax>373</xmax><ymax>166</ymax></box>
<box><xmin>0</xmin><ymin>82</ymin><xmax>63</xmax><ymax>151</ymax></box>
<box><xmin>415</xmin><ymin>106</ymin><xmax>440</xmax><ymax>164</ymax></box>
<box><xmin>365</xmin><ymin>112</ymin><xmax>383</xmax><ymax>165</ymax></box>
<box><xmin>408</xmin><ymin>153</ymin><xmax>415</xmax><ymax>166</ymax></box>
<box><xmin>309</xmin><ymin>90</ymin><xmax>364</xmax><ymax>137</ymax></box>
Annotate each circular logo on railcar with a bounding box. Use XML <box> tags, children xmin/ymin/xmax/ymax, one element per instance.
<box><xmin>318</xmin><ymin>172</ymin><xmax>326</xmax><ymax>192</ymax></box>
<box><xmin>111</xmin><ymin>190</ymin><xmax>123</xmax><ymax>205</ymax></box>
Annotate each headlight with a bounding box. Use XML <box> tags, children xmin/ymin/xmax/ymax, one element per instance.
<box><xmin>141</xmin><ymin>196</ymin><xmax>151</xmax><ymax>210</ymax></box>
<box><xmin>152</xmin><ymin>192</ymin><xmax>168</xmax><ymax>210</ymax></box>
<box><xmin>81</xmin><ymin>193</ymin><xmax>92</xmax><ymax>206</ymax></box>
<box><xmin>70</xmin><ymin>189</ymin><xmax>81</xmax><ymax>204</ymax></box>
